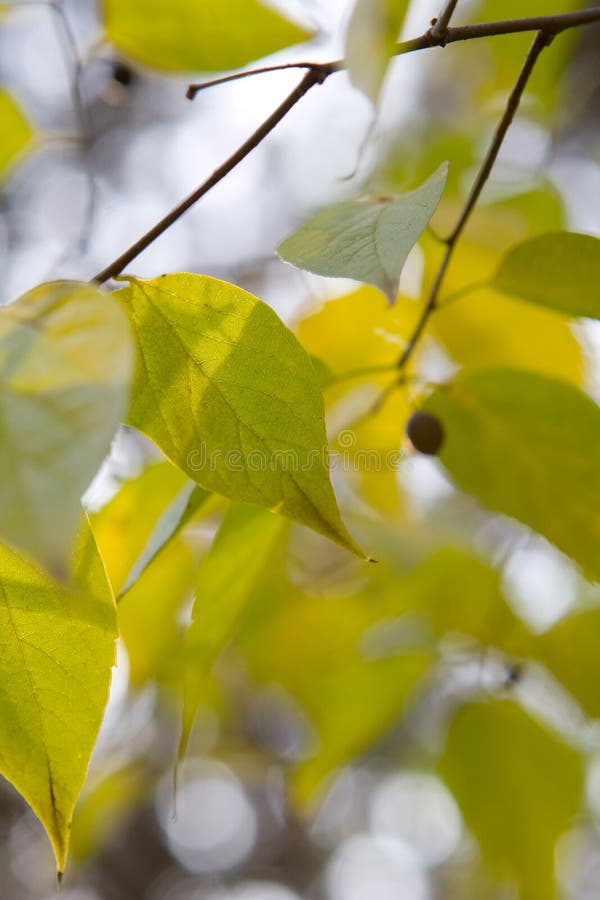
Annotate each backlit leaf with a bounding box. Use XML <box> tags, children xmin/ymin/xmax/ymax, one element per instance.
<box><xmin>278</xmin><ymin>163</ymin><xmax>448</xmax><ymax>304</ymax></box>
<box><xmin>0</xmin><ymin>516</ymin><xmax>118</xmax><ymax>875</ymax></box>
<box><xmin>424</xmin><ymin>369</ymin><xmax>600</xmax><ymax>581</ymax></box>
<box><xmin>102</xmin><ymin>0</ymin><xmax>311</xmax><ymax>73</ymax></box>
<box><xmin>0</xmin><ymin>281</ymin><xmax>133</xmax><ymax>575</ymax></box>
<box><xmin>490</xmin><ymin>232</ymin><xmax>600</xmax><ymax>319</ymax></box>
<box><xmin>119</xmin><ymin>482</ymin><xmax>212</xmax><ymax>596</ymax></box>
<box><xmin>345</xmin><ymin>0</ymin><xmax>410</xmax><ymax>104</ymax></box>
<box><xmin>440</xmin><ymin>700</ymin><xmax>583</xmax><ymax>900</ymax></box>
<box><xmin>117</xmin><ymin>274</ymin><xmax>363</xmax><ymax>557</ymax></box>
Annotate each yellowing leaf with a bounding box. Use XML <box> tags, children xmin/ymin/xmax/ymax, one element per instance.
<box><xmin>117</xmin><ymin>274</ymin><xmax>363</xmax><ymax>557</ymax></box>
<box><xmin>278</xmin><ymin>164</ymin><xmax>448</xmax><ymax>304</ymax></box>
<box><xmin>345</xmin><ymin>0</ymin><xmax>410</xmax><ymax>104</ymax></box>
<box><xmin>431</xmin><ymin>241</ymin><xmax>584</xmax><ymax>386</ymax></box>
<box><xmin>0</xmin><ymin>516</ymin><xmax>118</xmax><ymax>875</ymax></box>
<box><xmin>102</xmin><ymin>0</ymin><xmax>311</xmax><ymax>73</ymax></box>
<box><xmin>491</xmin><ymin>232</ymin><xmax>600</xmax><ymax>319</ymax></box>
<box><xmin>440</xmin><ymin>701</ymin><xmax>583</xmax><ymax>900</ymax></box>
<box><xmin>90</xmin><ymin>461</ymin><xmax>189</xmax><ymax>595</ymax></box>
<box><xmin>0</xmin><ymin>281</ymin><xmax>133</xmax><ymax>575</ymax></box>
<box><xmin>0</xmin><ymin>90</ymin><xmax>34</xmax><ymax>182</ymax></box>
<box><xmin>120</xmin><ymin>482</ymin><xmax>211</xmax><ymax>596</ymax></box>
<box><xmin>424</xmin><ymin>369</ymin><xmax>600</xmax><ymax>581</ymax></box>
<box><xmin>181</xmin><ymin>504</ymin><xmax>287</xmax><ymax>756</ymax></box>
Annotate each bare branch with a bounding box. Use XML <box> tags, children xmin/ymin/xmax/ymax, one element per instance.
<box><xmin>396</xmin><ymin>29</ymin><xmax>552</xmax><ymax>372</ymax></box>
<box><xmin>186</xmin><ymin>61</ymin><xmax>341</xmax><ymax>98</ymax></box>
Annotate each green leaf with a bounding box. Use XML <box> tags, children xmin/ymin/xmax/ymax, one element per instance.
<box><xmin>119</xmin><ymin>482</ymin><xmax>212</xmax><ymax>597</ymax></box>
<box><xmin>0</xmin><ymin>281</ymin><xmax>133</xmax><ymax>575</ymax></box>
<box><xmin>0</xmin><ymin>515</ymin><xmax>118</xmax><ymax>875</ymax></box>
<box><xmin>0</xmin><ymin>89</ymin><xmax>34</xmax><ymax>182</ymax></box>
<box><xmin>102</xmin><ymin>0</ymin><xmax>311</xmax><ymax>73</ymax></box>
<box><xmin>278</xmin><ymin>163</ymin><xmax>448</xmax><ymax>303</ymax></box>
<box><xmin>424</xmin><ymin>369</ymin><xmax>600</xmax><ymax>581</ymax></box>
<box><xmin>535</xmin><ymin>608</ymin><xmax>600</xmax><ymax>720</ymax></box>
<box><xmin>116</xmin><ymin>274</ymin><xmax>363</xmax><ymax>557</ymax></box>
<box><xmin>491</xmin><ymin>232</ymin><xmax>600</xmax><ymax>320</ymax></box>
<box><xmin>181</xmin><ymin>504</ymin><xmax>286</xmax><ymax>756</ymax></box>
<box><xmin>440</xmin><ymin>700</ymin><xmax>583</xmax><ymax>900</ymax></box>
<box><xmin>345</xmin><ymin>0</ymin><xmax>410</xmax><ymax>104</ymax></box>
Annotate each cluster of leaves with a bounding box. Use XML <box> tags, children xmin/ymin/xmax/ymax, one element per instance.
<box><xmin>1</xmin><ymin>1</ymin><xmax>600</xmax><ymax>897</ymax></box>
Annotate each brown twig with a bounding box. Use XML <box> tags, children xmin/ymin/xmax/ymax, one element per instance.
<box><xmin>93</xmin><ymin>8</ymin><xmax>600</xmax><ymax>284</ymax></box>
<box><xmin>430</xmin><ymin>0</ymin><xmax>461</xmax><ymax>43</ymax></box>
<box><xmin>396</xmin><ymin>29</ymin><xmax>553</xmax><ymax>373</ymax></box>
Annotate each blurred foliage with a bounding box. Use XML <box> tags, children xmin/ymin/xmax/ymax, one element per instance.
<box><xmin>0</xmin><ymin>0</ymin><xmax>599</xmax><ymax>898</ymax></box>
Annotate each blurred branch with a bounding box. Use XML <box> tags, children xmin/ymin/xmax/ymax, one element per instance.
<box><xmin>47</xmin><ymin>0</ymin><xmax>97</xmax><ymax>252</ymax></box>
<box><xmin>93</xmin><ymin>7</ymin><xmax>600</xmax><ymax>284</ymax></box>
<box><xmin>396</xmin><ymin>29</ymin><xmax>553</xmax><ymax>373</ymax></box>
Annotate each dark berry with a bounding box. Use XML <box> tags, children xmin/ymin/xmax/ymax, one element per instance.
<box><xmin>406</xmin><ymin>411</ymin><xmax>445</xmax><ymax>456</ymax></box>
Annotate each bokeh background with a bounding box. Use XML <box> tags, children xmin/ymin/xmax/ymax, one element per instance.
<box><xmin>1</xmin><ymin>1</ymin><xmax>600</xmax><ymax>899</ymax></box>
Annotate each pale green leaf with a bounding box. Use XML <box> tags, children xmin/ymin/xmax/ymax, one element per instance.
<box><xmin>424</xmin><ymin>369</ymin><xmax>600</xmax><ymax>581</ymax></box>
<box><xmin>491</xmin><ymin>232</ymin><xmax>600</xmax><ymax>319</ymax></box>
<box><xmin>0</xmin><ymin>515</ymin><xmax>118</xmax><ymax>875</ymax></box>
<box><xmin>440</xmin><ymin>700</ymin><xmax>583</xmax><ymax>900</ymax></box>
<box><xmin>0</xmin><ymin>281</ymin><xmax>133</xmax><ymax>575</ymax></box>
<box><xmin>119</xmin><ymin>482</ymin><xmax>212</xmax><ymax>596</ymax></box>
<box><xmin>278</xmin><ymin>163</ymin><xmax>448</xmax><ymax>303</ymax></box>
<box><xmin>102</xmin><ymin>0</ymin><xmax>311</xmax><ymax>73</ymax></box>
<box><xmin>116</xmin><ymin>273</ymin><xmax>363</xmax><ymax>557</ymax></box>
<box><xmin>345</xmin><ymin>0</ymin><xmax>410</xmax><ymax>103</ymax></box>
<box><xmin>90</xmin><ymin>460</ymin><xmax>189</xmax><ymax>595</ymax></box>
<box><xmin>0</xmin><ymin>89</ymin><xmax>34</xmax><ymax>182</ymax></box>
<box><xmin>181</xmin><ymin>504</ymin><xmax>286</xmax><ymax>756</ymax></box>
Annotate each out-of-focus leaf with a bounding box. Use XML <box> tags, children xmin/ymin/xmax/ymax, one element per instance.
<box><xmin>296</xmin><ymin>286</ymin><xmax>418</xmax><ymax>513</ymax></box>
<box><xmin>535</xmin><ymin>608</ymin><xmax>600</xmax><ymax>720</ymax></box>
<box><xmin>118</xmin><ymin>533</ymin><xmax>197</xmax><ymax>688</ymax></box>
<box><xmin>430</xmin><ymin>236</ymin><xmax>584</xmax><ymax>387</ymax></box>
<box><xmin>117</xmin><ymin>274</ymin><xmax>363</xmax><ymax>557</ymax></box>
<box><xmin>345</xmin><ymin>0</ymin><xmax>410</xmax><ymax>104</ymax></box>
<box><xmin>242</xmin><ymin>580</ymin><xmax>432</xmax><ymax>804</ymax></box>
<box><xmin>490</xmin><ymin>232</ymin><xmax>600</xmax><ymax>319</ymax></box>
<box><xmin>181</xmin><ymin>505</ymin><xmax>287</xmax><ymax>756</ymax></box>
<box><xmin>102</xmin><ymin>0</ymin><xmax>311</xmax><ymax>73</ymax></box>
<box><xmin>387</xmin><ymin>547</ymin><xmax>527</xmax><ymax>653</ymax></box>
<box><xmin>0</xmin><ymin>89</ymin><xmax>34</xmax><ymax>181</ymax></box>
<box><xmin>90</xmin><ymin>461</ymin><xmax>188</xmax><ymax>595</ymax></box>
<box><xmin>424</xmin><ymin>369</ymin><xmax>600</xmax><ymax>581</ymax></box>
<box><xmin>70</xmin><ymin>763</ymin><xmax>149</xmax><ymax>862</ymax></box>
<box><xmin>0</xmin><ymin>281</ymin><xmax>133</xmax><ymax>576</ymax></box>
<box><xmin>440</xmin><ymin>700</ymin><xmax>583</xmax><ymax>900</ymax></box>
<box><xmin>278</xmin><ymin>163</ymin><xmax>448</xmax><ymax>304</ymax></box>
<box><xmin>0</xmin><ymin>516</ymin><xmax>117</xmax><ymax>875</ymax></box>
<box><xmin>120</xmin><ymin>482</ymin><xmax>212</xmax><ymax>596</ymax></box>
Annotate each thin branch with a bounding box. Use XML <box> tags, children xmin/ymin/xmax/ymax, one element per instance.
<box><xmin>93</xmin><ymin>67</ymin><xmax>332</xmax><ymax>283</ymax></box>
<box><xmin>93</xmin><ymin>7</ymin><xmax>600</xmax><ymax>283</ymax></box>
<box><xmin>396</xmin><ymin>29</ymin><xmax>552</xmax><ymax>372</ymax></box>
<box><xmin>186</xmin><ymin>61</ymin><xmax>340</xmax><ymax>98</ymax></box>
<box><xmin>431</xmin><ymin>0</ymin><xmax>461</xmax><ymax>43</ymax></box>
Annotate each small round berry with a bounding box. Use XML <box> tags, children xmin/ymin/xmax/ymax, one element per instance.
<box><xmin>406</xmin><ymin>411</ymin><xmax>445</xmax><ymax>456</ymax></box>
